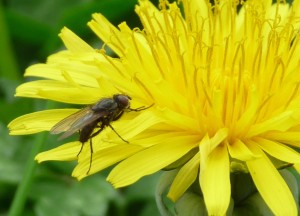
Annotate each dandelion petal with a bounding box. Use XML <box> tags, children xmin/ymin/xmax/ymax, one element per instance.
<box><xmin>247</xmin><ymin>145</ymin><xmax>297</xmax><ymax>215</ymax></box>
<box><xmin>35</xmin><ymin>142</ymin><xmax>79</xmax><ymax>162</ymax></box>
<box><xmin>168</xmin><ymin>153</ymin><xmax>199</xmax><ymax>201</ymax></box>
<box><xmin>200</xmin><ymin>144</ymin><xmax>230</xmax><ymax>216</ymax></box>
<box><xmin>255</xmin><ymin>137</ymin><xmax>300</xmax><ymax>164</ymax></box>
<box><xmin>8</xmin><ymin>109</ymin><xmax>78</xmax><ymax>135</ymax></box>
<box><xmin>107</xmin><ymin>136</ymin><xmax>198</xmax><ymax>188</ymax></box>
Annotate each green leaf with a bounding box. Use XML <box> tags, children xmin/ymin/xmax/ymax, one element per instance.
<box><xmin>31</xmin><ymin>175</ymin><xmax>117</xmax><ymax>216</ymax></box>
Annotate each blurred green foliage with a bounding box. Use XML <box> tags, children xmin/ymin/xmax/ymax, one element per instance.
<box><xmin>0</xmin><ymin>0</ymin><xmax>161</xmax><ymax>215</ymax></box>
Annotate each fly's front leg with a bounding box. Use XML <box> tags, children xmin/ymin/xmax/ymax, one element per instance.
<box><xmin>112</xmin><ymin>110</ymin><xmax>124</xmax><ymax>121</ymax></box>
<box><xmin>108</xmin><ymin>124</ymin><xmax>128</xmax><ymax>143</ymax></box>
<box><xmin>128</xmin><ymin>103</ymin><xmax>154</xmax><ymax>112</ymax></box>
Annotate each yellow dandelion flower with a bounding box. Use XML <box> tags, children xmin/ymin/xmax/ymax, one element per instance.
<box><xmin>8</xmin><ymin>0</ymin><xmax>300</xmax><ymax>215</ymax></box>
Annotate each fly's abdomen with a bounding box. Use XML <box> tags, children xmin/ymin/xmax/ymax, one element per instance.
<box><xmin>79</xmin><ymin>121</ymin><xmax>98</xmax><ymax>143</ymax></box>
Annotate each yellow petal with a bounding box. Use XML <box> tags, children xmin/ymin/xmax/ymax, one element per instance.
<box><xmin>247</xmin><ymin>111</ymin><xmax>295</xmax><ymax>137</ymax></box>
<box><xmin>15</xmin><ymin>80</ymin><xmax>101</xmax><ymax>104</ymax></box>
<box><xmin>35</xmin><ymin>141</ymin><xmax>79</xmax><ymax>162</ymax></box>
<box><xmin>107</xmin><ymin>135</ymin><xmax>199</xmax><ymax>188</ymax></box>
<box><xmin>8</xmin><ymin>109</ymin><xmax>78</xmax><ymax>135</ymax></box>
<box><xmin>73</xmin><ymin>143</ymin><xmax>144</xmax><ymax>179</ymax></box>
<box><xmin>200</xmin><ymin>144</ymin><xmax>230</xmax><ymax>216</ymax></box>
<box><xmin>88</xmin><ymin>13</ymin><xmax>124</xmax><ymax>57</ymax></box>
<box><xmin>107</xmin><ymin>111</ymin><xmax>162</xmax><ymax>142</ymax></box>
<box><xmin>117</xmin><ymin>22</ymin><xmax>162</xmax><ymax>81</ymax></box>
<box><xmin>254</xmin><ymin>137</ymin><xmax>300</xmax><ymax>163</ymax></box>
<box><xmin>246</xmin><ymin>144</ymin><xmax>297</xmax><ymax>215</ymax></box>
<box><xmin>24</xmin><ymin>63</ymin><xmax>101</xmax><ymax>88</ymax></box>
<box><xmin>168</xmin><ymin>153</ymin><xmax>199</xmax><ymax>201</ymax></box>
<box><xmin>59</xmin><ymin>27</ymin><xmax>94</xmax><ymax>53</ymax></box>
<box><xmin>263</xmin><ymin>131</ymin><xmax>300</xmax><ymax>148</ymax></box>
<box><xmin>159</xmin><ymin>108</ymin><xmax>199</xmax><ymax>131</ymax></box>
<box><xmin>235</xmin><ymin>88</ymin><xmax>259</xmax><ymax>135</ymax></box>
<box><xmin>228</xmin><ymin>139</ymin><xmax>259</xmax><ymax>161</ymax></box>
<box><xmin>199</xmin><ymin>128</ymin><xmax>228</xmax><ymax>171</ymax></box>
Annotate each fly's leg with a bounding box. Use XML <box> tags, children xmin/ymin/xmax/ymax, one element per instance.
<box><xmin>103</xmin><ymin>115</ymin><xmax>128</xmax><ymax>143</ymax></box>
<box><xmin>83</xmin><ymin>120</ymin><xmax>130</xmax><ymax>174</ymax></box>
<box><xmin>77</xmin><ymin>142</ymin><xmax>84</xmax><ymax>158</ymax></box>
<box><xmin>85</xmin><ymin>125</ymin><xmax>105</xmax><ymax>174</ymax></box>
<box><xmin>77</xmin><ymin>130</ymin><xmax>84</xmax><ymax>158</ymax></box>
<box><xmin>128</xmin><ymin>104</ymin><xmax>154</xmax><ymax>112</ymax></box>
<box><xmin>112</xmin><ymin>110</ymin><xmax>124</xmax><ymax>121</ymax></box>
<box><xmin>87</xmin><ymin>138</ymin><xmax>94</xmax><ymax>174</ymax></box>
<box><xmin>108</xmin><ymin>124</ymin><xmax>128</xmax><ymax>143</ymax></box>
<box><xmin>107</xmin><ymin>104</ymin><xmax>154</xmax><ymax>143</ymax></box>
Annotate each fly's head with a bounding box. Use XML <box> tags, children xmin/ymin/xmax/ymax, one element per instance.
<box><xmin>114</xmin><ymin>94</ymin><xmax>131</xmax><ymax>110</ymax></box>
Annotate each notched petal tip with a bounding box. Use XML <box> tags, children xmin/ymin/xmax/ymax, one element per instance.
<box><xmin>59</xmin><ymin>27</ymin><xmax>94</xmax><ymax>53</ymax></box>
<box><xmin>8</xmin><ymin>116</ymin><xmax>48</xmax><ymax>135</ymax></box>
<box><xmin>8</xmin><ymin>109</ymin><xmax>78</xmax><ymax>136</ymax></box>
<box><xmin>35</xmin><ymin>154</ymin><xmax>44</xmax><ymax>163</ymax></box>
<box><xmin>72</xmin><ymin>171</ymin><xmax>88</xmax><ymax>181</ymax></box>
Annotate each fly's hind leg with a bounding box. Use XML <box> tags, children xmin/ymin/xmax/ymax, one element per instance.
<box><xmin>77</xmin><ymin>130</ymin><xmax>84</xmax><ymax>158</ymax></box>
<box><xmin>77</xmin><ymin>142</ymin><xmax>85</xmax><ymax>158</ymax></box>
<box><xmin>85</xmin><ymin>125</ymin><xmax>105</xmax><ymax>174</ymax></box>
<box><xmin>87</xmin><ymin>138</ymin><xmax>94</xmax><ymax>174</ymax></box>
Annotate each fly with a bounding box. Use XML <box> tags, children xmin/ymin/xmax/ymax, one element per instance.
<box><xmin>50</xmin><ymin>94</ymin><xmax>153</xmax><ymax>174</ymax></box>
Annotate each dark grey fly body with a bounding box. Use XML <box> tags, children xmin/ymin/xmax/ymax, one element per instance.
<box><xmin>51</xmin><ymin>94</ymin><xmax>153</xmax><ymax>174</ymax></box>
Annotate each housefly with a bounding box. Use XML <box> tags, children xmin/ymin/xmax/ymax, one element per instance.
<box><xmin>50</xmin><ymin>94</ymin><xmax>153</xmax><ymax>174</ymax></box>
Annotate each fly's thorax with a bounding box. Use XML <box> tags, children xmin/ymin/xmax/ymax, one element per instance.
<box><xmin>91</xmin><ymin>98</ymin><xmax>116</xmax><ymax>112</ymax></box>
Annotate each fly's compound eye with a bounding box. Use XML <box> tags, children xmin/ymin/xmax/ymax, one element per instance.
<box><xmin>115</xmin><ymin>94</ymin><xmax>131</xmax><ymax>109</ymax></box>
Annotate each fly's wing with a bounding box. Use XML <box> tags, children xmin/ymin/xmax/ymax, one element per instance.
<box><xmin>50</xmin><ymin>107</ymin><xmax>107</xmax><ymax>140</ymax></box>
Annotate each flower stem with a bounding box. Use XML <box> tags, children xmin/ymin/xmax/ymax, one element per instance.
<box><xmin>0</xmin><ymin>2</ymin><xmax>20</xmax><ymax>81</ymax></box>
<box><xmin>8</xmin><ymin>132</ymin><xmax>47</xmax><ymax>216</ymax></box>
